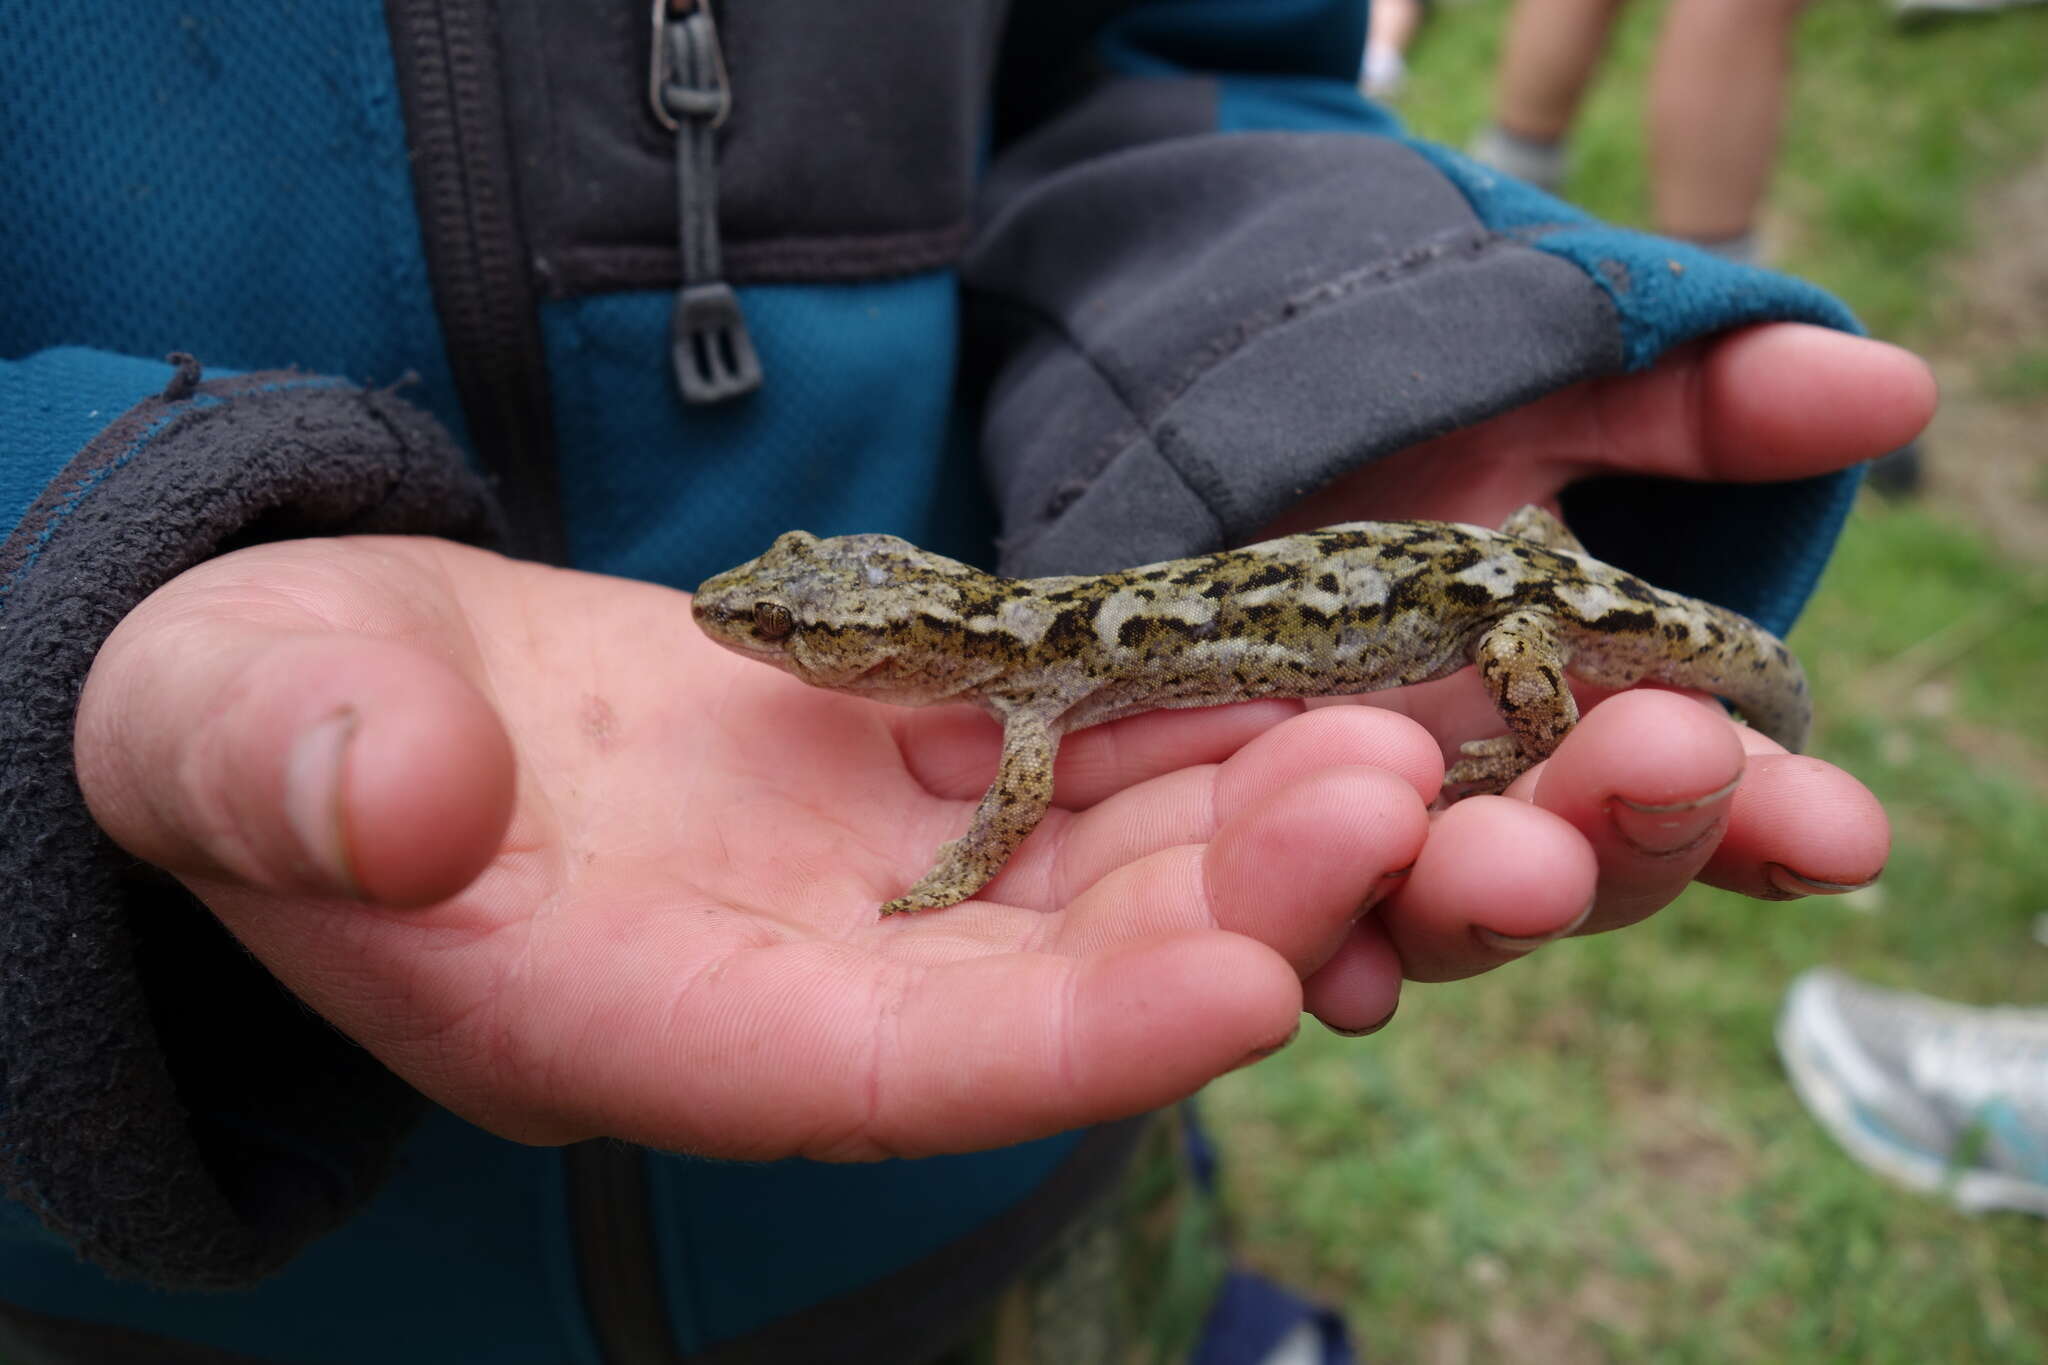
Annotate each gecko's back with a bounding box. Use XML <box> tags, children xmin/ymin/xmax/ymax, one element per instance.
<box><xmin>1018</xmin><ymin>521</ymin><xmax>1810</xmax><ymax>753</ymax></box>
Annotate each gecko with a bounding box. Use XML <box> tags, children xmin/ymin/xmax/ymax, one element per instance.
<box><xmin>691</xmin><ymin>506</ymin><xmax>1810</xmax><ymax>916</ymax></box>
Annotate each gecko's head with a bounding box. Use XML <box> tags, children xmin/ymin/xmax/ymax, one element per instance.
<box><xmin>691</xmin><ymin>530</ymin><xmax>828</xmax><ymax>666</ymax></box>
<box><xmin>692</xmin><ymin>530</ymin><xmax>988</xmax><ymax>693</ymax></box>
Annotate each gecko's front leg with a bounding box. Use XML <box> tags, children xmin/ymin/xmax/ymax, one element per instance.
<box><xmin>1444</xmin><ymin>608</ymin><xmax>1578</xmax><ymax>795</ymax></box>
<box><xmin>880</xmin><ymin>708</ymin><xmax>1062</xmax><ymax>916</ymax></box>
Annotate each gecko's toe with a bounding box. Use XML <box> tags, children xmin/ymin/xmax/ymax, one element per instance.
<box><xmin>1443</xmin><ymin>735</ymin><xmax>1529</xmax><ymax>796</ymax></box>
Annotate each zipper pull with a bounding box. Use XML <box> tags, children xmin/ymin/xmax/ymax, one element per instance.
<box><xmin>652</xmin><ymin>0</ymin><xmax>761</xmax><ymax>404</ymax></box>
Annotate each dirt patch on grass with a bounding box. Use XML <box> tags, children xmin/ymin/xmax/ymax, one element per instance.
<box><xmin>1913</xmin><ymin>152</ymin><xmax>2048</xmax><ymax>566</ymax></box>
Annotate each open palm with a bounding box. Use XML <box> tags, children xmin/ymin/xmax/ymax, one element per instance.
<box><xmin>73</xmin><ymin>323</ymin><xmax>1926</xmax><ymax>1161</ymax></box>
<box><xmin>76</xmin><ymin>534</ymin><xmax>1438</xmax><ymax>1159</ymax></box>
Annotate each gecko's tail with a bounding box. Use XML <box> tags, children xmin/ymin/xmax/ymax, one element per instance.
<box><xmin>1686</xmin><ymin>602</ymin><xmax>1813</xmax><ymax>754</ymax></box>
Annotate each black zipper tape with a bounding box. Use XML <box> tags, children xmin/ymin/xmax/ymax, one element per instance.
<box><xmin>385</xmin><ymin>0</ymin><xmax>568</xmax><ymax>564</ymax></box>
<box><xmin>563</xmin><ymin>1141</ymin><xmax>689</xmax><ymax>1365</ymax></box>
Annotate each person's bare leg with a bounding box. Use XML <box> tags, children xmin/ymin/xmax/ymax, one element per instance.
<box><xmin>1491</xmin><ymin>0</ymin><xmax>1632</xmax><ymax>142</ymax></box>
<box><xmin>1648</xmin><ymin>0</ymin><xmax>1807</xmax><ymax>252</ymax></box>
<box><xmin>1370</xmin><ymin>0</ymin><xmax>1427</xmax><ymax>56</ymax></box>
<box><xmin>1472</xmin><ymin>0</ymin><xmax>1630</xmax><ymax>188</ymax></box>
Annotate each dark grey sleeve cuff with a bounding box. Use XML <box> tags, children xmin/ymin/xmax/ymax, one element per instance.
<box><xmin>0</xmin><ymin>363</ymin><xmax>503</xmax><ymax>1287</ymax></box>
<box><xmin>966</xmin><ymin>81</ymin><xmax>1622</xmax><ymax>577</ymax></box>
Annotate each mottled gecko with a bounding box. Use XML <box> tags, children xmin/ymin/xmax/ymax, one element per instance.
<box><xmin>692</xmin><ymin>506</ymin><xmax>1809</xmax><ymax>916</ymax></box>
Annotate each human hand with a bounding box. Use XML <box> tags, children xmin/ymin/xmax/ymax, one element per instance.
<box><xmin>1253</xmin><ymin>323</ymin><xmax>1931</xmax><ymax>1031</ymax></box>
<box><xmin>73</xmin><ymin>537</ymin><xmax>1442</xmax><ymax>1159</ymax></box>
<box><xmin>68</xmin><ymin>326</ymin><xmax>1931</xmax><ymax>1154</ymax></box>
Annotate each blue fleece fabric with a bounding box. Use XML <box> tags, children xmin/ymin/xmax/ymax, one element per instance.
<box><xmin>541</xmin><ymin>275</ymin><xmax>996</xmax><ymax>590</ymax></box>
<box><xmin>0</xmin><ymin>3</ymin><xmax>469</xmax><ymax>444</ymax></box>
<box><xmin>647</xmin><ymin>1135</ymin><xmax>1086</xmax><ymax>1352</ymax></box>
<box><xmin>0</xmin><ymin>1109</ymin><xmax>600</xmax><ymax>1365</ymax></box>
<box><xmin>0</xmin><ymin>351</ymin><xmax>192</xmax><ymax>536</ymax></box>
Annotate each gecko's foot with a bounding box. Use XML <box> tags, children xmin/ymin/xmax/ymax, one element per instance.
<box><xmin>1443</xmin><ymin>735</ymin><xmax>1532</xmax><ymax>797</ymax></box>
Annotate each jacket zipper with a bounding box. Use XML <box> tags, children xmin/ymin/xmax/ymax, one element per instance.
<box><xmin>389</xmin><ymin>7</ymin><xmax>685</xmax><ymax>1360</ymax></box>
<box><xmin>651</xmin><ymin>0</ymin><xmax>763</xmax><ymax>404</ymax></box>
<box><xmin>384</xmin><ymin>0</ymin><xmax>567</xmax><ymax>564</ymax></box>
<box><xmin>564</xmin><ymin>1141</ymin><xmax>690</xmax><ymax>1364</ymax></box>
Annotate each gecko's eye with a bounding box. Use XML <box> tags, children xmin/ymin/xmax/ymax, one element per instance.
<box><xmin>752</xmin><ymin>601</ymin><xmax>796</xmax><ymax>642</ymax></box>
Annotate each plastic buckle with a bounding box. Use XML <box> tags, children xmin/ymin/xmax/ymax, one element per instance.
<box><xmin>671</xmin><ymin>282</ymin><xmax>762</xmax><ymax>404</ymax></box>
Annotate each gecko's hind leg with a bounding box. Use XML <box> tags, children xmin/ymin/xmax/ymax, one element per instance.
<box><xmin>881</xmin><ymin>709</ymin><xmax>1059</xmax><ymax>916</ymax></box>
<box><xmin>1443</xmin><ymin>608</ymin><xmax>1578</xmax><ymax>796</ymax></box>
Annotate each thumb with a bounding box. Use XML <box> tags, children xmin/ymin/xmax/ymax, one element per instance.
<box><xmin>77</xmin><ymin>604</ymin><xmax>515</xmax><ymax>908</ymax></box>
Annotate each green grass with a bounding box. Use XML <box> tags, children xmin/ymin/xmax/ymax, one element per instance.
<box><xmin>1212</xmin><ymin>502</ymin><xmax>2048</xmax><ymax>1355</ymax></box>
<box><xmin>1982</xmin><ymin>346</ymin><xmax>2048</xmax><ymax>402</ymax></box>
<box><xmin>1208</xmin><ymin>7</ymin><xmax>2048</xmax><ymax>1359</ymax></box>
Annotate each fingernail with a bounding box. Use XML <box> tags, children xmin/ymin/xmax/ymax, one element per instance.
<box><xmin>1356</xmin><ymin>863</ymin><xmax>1415</xmax><ymax>917</ymax></box>
<box><xmin>1474</xmin><ymin>895</ymin><xmax>1595</xmax><ymax>955</ymax></box>
<box><xmin>1234</xmin><ymin>1022</ymin><xmax>1301</xmax><ymax>1069</ymax></box>
<box><xmin>1324</xmin><ymin>1000</ymin><xmax>1399</xmax><ymax>1038</ymax></box>
<box><xmin>285</xmin><ymin>708</ymin><xmax>362</xmax><ymax>896</ymax></box>
<box><xmin>1608</xmin><ymin>771</ymin><xmax>1742</xmax><ymax>856</ymax></box>
<box><xmin>1764</xmin><ymin>863</ymin><xmax>1883</xmax><ymax>900</ymax></box>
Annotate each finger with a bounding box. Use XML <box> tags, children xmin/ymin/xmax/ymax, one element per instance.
<box><xmin>893</xmin><ymin>699</ymin><xmax>1306</xmax><ymax>807</ymax></box>
<box><xmin>1302</xmin><ymin>917</ymin><xmax>1404</xmax><ymax>1035</ymax></box>
<box><xmin>1063</xmin><ymin>764</ymin><xmax>1430</xmax><ymax>973</ymax></box>
<box><xmin>1520</xmin><ymin>688</ymin><xmax>1748</xmax><ymax>931</ymax></box>
<box><xmin>518</xmin><ymin>930</ymin><xmax>1305</xmax><ymax>1160</ymax></box>
<box><xmin>1376</xmin><ymin>796</ymin><xmax>1599</xmax><ymax>982</ymax></box>
<box><xmin>1023</xmin><ymin>708</ymin><xmax>1438</xmax><ymax>959</ymax></box>
<box><xmin>77</xmin><ymin>618</ymin><xmax>514</xmax><ymax>908</ymax></box>
<box><xmin>1199</xmin><ymin>758</ymin><xmax>1429</xmax><ymax>971</ymax></box>
<box><xmin>862</xmin><ymin>932</ymin><xmax>1303</xmax><ymax>1157</ymax></box>
<box><xmin>1577</xmin><ymin>325</ymin><xmax>1937</xmax><ymax>484</ymax></box>
<box><xmin>1697</xmin><ymin>737</ymin><xmax>1889</xmax><ymax>899</ymax></box>
<box><xmin>872</xmin><ymin>767</ymin><xmax>1421</xmax><ymax>1149</ymax></box>
<box><xmin>1023</xmin><ymin>765</ymin><xmax>1428</xmax><ymax>974</ymax></box>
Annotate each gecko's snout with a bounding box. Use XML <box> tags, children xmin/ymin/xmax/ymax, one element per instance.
<box><xmin>689</xmin><ymin>589</ymin><xmax>745</xmax><ymax>644</ymax></box>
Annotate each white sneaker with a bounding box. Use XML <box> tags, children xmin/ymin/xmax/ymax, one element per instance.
<box><xmin>1359</xmin><ymin>45</ymin><xmax>1406</xmax><ymax>100</ymax></box>
<box><xmin>1776</xmin><ymin>968</ymin><xmax>2048</xmax><ymax>1215</ymax></box>
<box><xmin>1464</xmin><ymin>126</ymin><xmax>1566</xmax><ymax>195</ymax></box>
